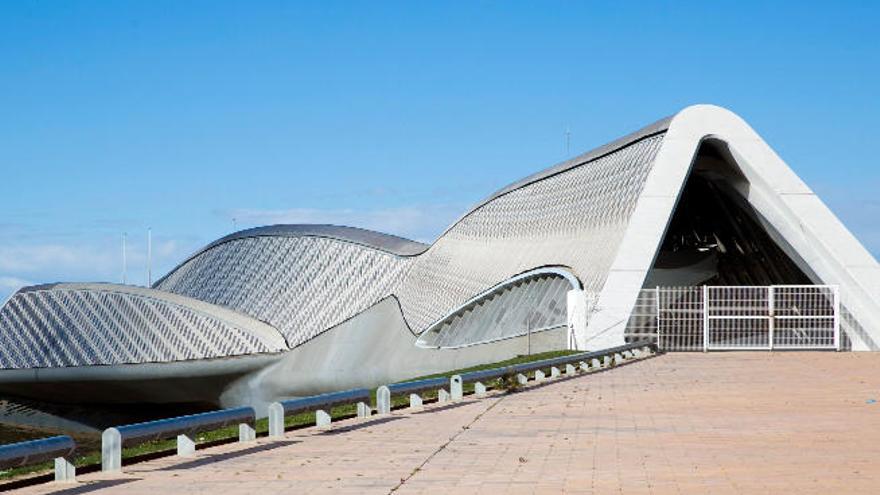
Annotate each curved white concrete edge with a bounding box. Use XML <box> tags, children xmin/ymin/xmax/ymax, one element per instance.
<box><xmin>581</xmin><ymin>104</ymin><xmax>880</xmax><ymax>351</ymax></box>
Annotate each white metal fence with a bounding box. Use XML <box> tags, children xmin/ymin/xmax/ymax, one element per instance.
<box><xmin>626</xmin><ymin>285</ymin><xmax>840</xmax><ymax>351</ymax></box>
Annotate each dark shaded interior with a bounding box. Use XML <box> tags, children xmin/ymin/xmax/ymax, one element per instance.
<box><xmin>647</xmin><ymin>140</ymin><xmax>812</xmax><ymax>287</ymax></box>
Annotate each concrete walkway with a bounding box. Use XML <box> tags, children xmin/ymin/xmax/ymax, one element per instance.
<box><xmin>15</xmin><ymin>352</ymin><xmax>880</xmax><ymax>494</ymax></box>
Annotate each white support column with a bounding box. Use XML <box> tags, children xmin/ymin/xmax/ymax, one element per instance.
<box><xmin>534</xmin><ymin>370</ymin><xmax>546</xmax><ymax>382</ymax></box>
<box><xmin>357</xmin><ymin>401</ymin><xmax>372</xmax><ymax>418</ymax></box>
<box><xmin>565</xmin><ymin>364</ymin><xmax>576</xmax><ymax>376</ymax></box>
<box><xmin>516</xmin><ymin>373</ymin><xmax>528</xmax><ymax>385</ymax></box>
<box><xmin>101</xmin><ymin>428</ymin><xmax>122</xmax><ymax>473</ymax></box>
<box><xmin>376</xmin><ymin>386</ymin><xmax>391</xmax><ymax>415</ymax></box>
<box><xmin>768</xmin><ymin>286</ymin><xmax>775</xmax><ymax>350</ymax></box>
<box><xmin>833</xmin><ymin>285</ymin><xmax>841</xmax><ymax>351</ymax></box>
<box><xmin>550</xmin><ymin>367</ymin><xmax>560</xmax><ymax>378</ymax></box>
<box><xmin>409</xmin><ymin>393</ymin><xmax>423</xmax><ymax>410</ymax></box>
<box><xmin>702</xmin><ymin>285</ymin><xmax>710</xmax><ymax>352</ymax></box>
<box><xmin>450</xmin><ymin>375</ymin><xmax>463</xmax><ymax>401</ymax></box>
<box><xmin>177</xmin><ymin>434</ymin><xmax>196</xmax><ymax>457</ymax></box>
<box><xmin>54</xmin><ymin>457</ymin><xmax>76</xmax><ymax>483</ymax></box>
<box><xmin>268</xmin><ymin>402</ymin><xmax>285</xmax><ymax>438</ymax></box>
<box><xmin>239</xmin><ymin>423</ymin><xmax>256</xmax><ymax>442</ymax></box>
<box><xmin>474</xmin><ymin>382</ymin><xmax>487</xmax><ymax>397</ymax></box>
<box><xmin>567</xmin><ymin>289</ymin><xmax>588</xmax><ymax>350</ymax></box>
<box><xmin>316</xmin><ymin>409</ymin><xmax>331</xmax><ymax>428</ymax></box>
<box><xmin>437</xmin><ymin>389</ymin><xmax>451</xmax><ymax>404</ymax></box>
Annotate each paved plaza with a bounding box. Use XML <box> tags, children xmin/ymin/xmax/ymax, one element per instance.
<box><xmin>14</xmin><ymin>352</ymin><xmax>880</xmax><ymax>494</ymax></box>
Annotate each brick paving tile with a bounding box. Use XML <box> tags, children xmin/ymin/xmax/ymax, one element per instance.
<box><xmin>11</xmin><ymin>352</ymin><xmax>880</xmax><ymax>494</ymax></box>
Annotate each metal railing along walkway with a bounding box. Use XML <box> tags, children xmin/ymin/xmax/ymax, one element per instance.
<box><xmin>0</xmin><ymin>341</ymin><xmax>657</xmax><ymax>485</ymax></box>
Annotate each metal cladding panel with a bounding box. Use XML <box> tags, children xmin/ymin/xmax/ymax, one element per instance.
<box><xmin>0</xmin><ymin>287</ymin><xmax>285</xmax><ymax>369</ymax></box>
<box><xmin>417</xmin><ymin>273</ymin><xmax>571</xmax><ymax>348</ymax></box>
<box><xmin>398</xmin><ymin>133</ymin><xmax>666</xmax><ymax>332</ymax></box>
<box><xmin>156</xmin><ymin>236</ymin><xmax>411</xmax><ymax>347</ymax></box>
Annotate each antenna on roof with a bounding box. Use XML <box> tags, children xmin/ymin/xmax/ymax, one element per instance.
<box><xmin>146</xmin><ymin>227</ymin><xmax>152</xmax><ymax>287</ymax></box>
<box><xmin>122</xmin><ymin>232</ymin><xmax>128</xmax><ymax>285</ymax></box>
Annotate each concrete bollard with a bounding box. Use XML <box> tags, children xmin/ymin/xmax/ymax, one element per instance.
<box><xmin>534</xmin><ymin>370</ymin><xmax>546</xmax><ymax>382</ymax></box>
<box><xmin>268</xmin><ymin>402</ymin><xmax>285</xmax><ymax>438</ymax></box>
<box><xmin>239</xmin><ymin>423</ymin><xmax>256</xmax><ymax>442</ymax></box>
<box><xmin>602</xmin><ymin>356</ymin><xmax>612</xmax><ymax>368</ymax></box>
<box><xmin>376</xmin><ymin>386</ymin><xmax>391</xmax><ymax>415</ymax></box>
<box><xmin>438</xmin><ymin>389</ymin><xmax>451</xmax><ymax>404</ymax></box>
<box><xmin>409</xmin><ymin>393</ymin><xmax>423</xmax><ymax>410</ymax></box>
<box><xmin>54</xmin><ymin>457</ymin><xmax>76</xmax><ymax>483</ymax></box>
<box><xmin>101</xmin><ymin>428</ymin><xmax>122</xmax><ymax>472</ymax></box>
<box><xmin>357</xmin><ymin>401</ymin><xmax>371</xmax><ymax>418</ymax></box>
<box><xmin>316</xmin><ymin>409</ymin><xmax>331</xmax><ymax>428</ymax></box>
<box><xmin>565</xmin><ymin>364</ymin><xmax>576</xmax><ymax>376</ymax></box>
<box><xmin>516</xmin><ymin>373</ymin><xmax>528</xmax><ymax>385</ymax></box>
<box><xmin>450</xmin><ymin>375</ymin><xmax>463</xmax><ymax>401</ymax></box>
<box><xmin>613</xmin><ymin>353</ymin><xmax>624</xmax><ymax>366</ymax></box>
<box><xmin>641</xmin><ymin>345</ymin><xmax>653</xmax><ymax>356</ymax></box>
<box><xmin>579</xmin><ymin>361</ymin><xmax>589</xmax><ymax>372</ymax></box>
<box><xmin>475</xmin><ymin>381</ymin><xmax>487</xmax><ymax>397</ymax></box>
<box><xmin>550</xmin><ymin>367</ymin><xmax>561</xmax><ymax>378</ymax></box>
<box><xmin>590</xmin><ymin>358</ymin><xmax>601</xmax><ymax>370</ymax></box>
<box><xmin>177</xmin><ymin>434</ymin><xmax>196</xmax><ymax>457</ymax></box>
<box><xmin>622</xmin><ymin>350</ymin><xmax>634</xmax><ymax>359</ymax></box>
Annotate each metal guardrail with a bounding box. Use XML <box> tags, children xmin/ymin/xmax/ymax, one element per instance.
<box><xmin>378</xmin><ymin>341</ymin><xmax>656</xmax><ymax>412</ymax></box>
<box><xmin>0</xmin><ymin>435</ymin><xmax>76</xmax><ymax>483</ymax></box>
<box><xmin>102</xmin><ymin>406</ymin><xmax>256</xmax><ymax>472</ymax></box>
<box><xmin>376</xmin><ymin>376</ymin><xmax>453</xmax><ymax>413</ymax></box>
<box><xmin>268</xmin><ymin>388</ymin><xmax>372</xmax><ymax>437</ymax></box>
<box><xmin>1</xmin><ymin>341</ymin><xmax>658</xmax><ymax>485</ymax></box>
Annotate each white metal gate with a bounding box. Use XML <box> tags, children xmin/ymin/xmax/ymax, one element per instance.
<box><xmin>633</xmin><ymin>285</ymin><xmax>840</xmax><ymax>351</ymax></box>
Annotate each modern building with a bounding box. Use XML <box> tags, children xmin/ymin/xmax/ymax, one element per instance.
<box><xmin>0</xmin><ymin>104</ymin><xmax>877</xmax><ymax>416</ymax></box>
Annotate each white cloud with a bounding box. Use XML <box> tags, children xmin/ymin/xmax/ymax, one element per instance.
<box><xmin>227</xmin><ymin>204</ymin><xmax>467</xmax><ymax>243</ymax></box>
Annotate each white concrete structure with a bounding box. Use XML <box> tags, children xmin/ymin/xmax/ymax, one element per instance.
<box><xmin>0</xmin><ymin>104</ymin><xmax>876</xmax><ymax>422</ymax></box>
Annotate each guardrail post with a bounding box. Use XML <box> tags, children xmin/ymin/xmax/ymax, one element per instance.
<box><xmin>516</xmin><ymin>373</ymin><xmax>528</xmax><ymax>385</ymax></box>
<box><xmin>622</xmin><ymin>350</ymin><xmax>634</xmax><ymax>359</ymax></box>
<box><xmin>357</xmin><ymin>401</ymin><xmax>371</xmax><ymax>418</ymax></box>
<box><xmin>534</xmin><ymin>370</ymin><xmax>546</xmax><ymax>382</ymax></box>
<box><xmin>591</xmin><ymin>358</ymin><xmax>601</xmax><ymax>369</ymax></box>
<box><xmin>409</xmin><ymin>393</ymin><xmax>423</xmax><ymax>410</ymax></box>
<box><xmin>316</xmin><ymin>409</ymin><xmax>331</xmax><ymax>428</ymax></box>
<box><xmin>239</xmin><ymin>422</ymin><xmax>256</xmax><ymax>442</ymax></box>
<box><xmin>613</xmin><ymin>353</ymin><xmax>624</xmax><ymax>366</ymax></box>
<box><xmin>268</xmin><ymin>402</ymin><xmax>285</xmax><ymax>438</ymax></box>
<box><xmin>101</xmin><ymin>428</ymin><xmax>121</xmax><ymax>472</ymax></box>
<box><xmin>474</xmin><ymin>382</ymin><xmax>487</xmax><ymax>397</ymax></box>
<box><xmin>438</xmin><ymin>389</ymin><xmax>451</xmax><ymax>404</ymax></box>
<box><xmin>579</xmin><ymin>361</ymin><xmax>589</xmax><ymax>372</ymax></box>
<box><xmin>450</xmin><ymin>375</ymin><xmax>463</xmax><ymax>401</ymax></box>
<box><xmin>550</xmin><ymin>366</ymin><xmax>560</xmax><ymax>378</ymax></box>
<box><xmin>54</xmin><ymin>456</ymin><xmax>75</xmax><ymax>483</ymax></box>
<box><xmin>602</xmin><ymin>356</ymin><xmax>612</xmax><ymax>368</ymax></box>
<box><xmin>376</xmin><ymin>386</ymin><xmax>391</xmax><ymax>415</ymax></box>
<box><xmin>565</xmin><ymin>364</ymin><xmax>576</xmax><ymax>376</ymax></box>
<box><xmin>177</xmin><ymin>434</ymin><xmax>196</xmax><ymax>457</ymax></box>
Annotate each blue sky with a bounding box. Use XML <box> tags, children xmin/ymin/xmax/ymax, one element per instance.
<box><xmin>1</xmin><ymin>1</ymin><xmax>878</xmax><ymax>301</ymax></box>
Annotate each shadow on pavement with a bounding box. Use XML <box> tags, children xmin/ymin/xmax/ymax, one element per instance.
<box><xmin>161</xmin><ymin>440</ymin><xmax>297</xmax><ymax>471</ymax></box>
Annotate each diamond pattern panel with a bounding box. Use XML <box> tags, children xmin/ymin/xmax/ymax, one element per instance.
<box><xmin>398</xmin><ymin>134</ymin><xmax>666</xmax><ymax>332</ymax></box>
<box><xmin>156</xmin><ymin>236</ymin><xmax>411</xmax><ymax>347</ymax></box>
<box><xmin>0</xmin><ymin>287</ymin><xmax>285</xmax><ymax>369</ymax></box>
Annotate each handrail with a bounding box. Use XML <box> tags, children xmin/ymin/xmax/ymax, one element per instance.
<box><xmin>4</xmin><ymin>341</ymin><xmax>657</xmax><ymax>484</ymax></box>
<box><xmin>0</xmin><ymin>435</ymin><xmax>76</xmax><ymax>483</ymax></box>
<box><xmin>268</xmin><ymin>388</ymin><xmax>372</xmax><ymax>437</ymax></box>
<box><xmin>102</xmin><ymin>406</ymin><xmax>256</xmax><ymax>472</ymax></box>
<box><xmin>377</xmin><ymin>341</ymin><xmax>656</xmax><ymax>413</ymax></box>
